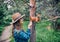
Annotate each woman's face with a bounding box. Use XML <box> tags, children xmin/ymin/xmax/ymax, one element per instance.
<box><xmin>15</xmin><ymin>18</ymin><xmax>24</xmax><ymax>29</ymax></box>
<box><xmin>20</xmin><ymin>18</ymin><xmax>24</xmax><ymax>24</ymax></box>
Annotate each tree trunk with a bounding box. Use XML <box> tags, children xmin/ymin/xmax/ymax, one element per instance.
<box><xmin>30</xmin><ymin>0</ymin><xmax>36</xmax><ymax>42</ymax></box>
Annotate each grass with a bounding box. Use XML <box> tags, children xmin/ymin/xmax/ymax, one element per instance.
<box><xmin>0</xmin><ymin>21</ymin><xmax>60</xmax><ymax>42</ymax></box>
<box><xmin>0</xmin><ymin>25</ymin><xmax>5</xmax><ymax>36</ymax></box>
<box><xmin>36</xmin><ymin>21</ymin><xmax>60</xmax><ymax>42</ymax></box>
<box><xmin>11</xmin><ymin>21</ymin><xmax>60</xmax><ymax>42</ymax></box>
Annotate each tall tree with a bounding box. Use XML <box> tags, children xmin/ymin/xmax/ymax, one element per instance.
<box><xmin>30</xmin><ymin>0</ymin><xmax>36</xmax><ymax>42</ymax></box>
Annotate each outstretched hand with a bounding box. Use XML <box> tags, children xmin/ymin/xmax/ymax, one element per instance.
<box><xmin>28</xmin><ymin>21</ymin><xmax>32</xmax><ymax>29</ymax></box>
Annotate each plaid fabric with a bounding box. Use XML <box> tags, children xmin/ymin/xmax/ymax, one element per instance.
<box><xmin>13</xmin><ymin>29</ymin><xmax>31</xmax><ymax>42</ymax></box>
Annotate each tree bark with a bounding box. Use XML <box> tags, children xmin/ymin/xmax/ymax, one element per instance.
<box><xmin>30</xmin><ymin>0</ymin><xmax>36</xmax><ymax>42</ymax></box>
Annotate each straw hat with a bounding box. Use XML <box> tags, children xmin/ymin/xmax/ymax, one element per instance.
<box><xmin>11</xmin><ymin>12</ymin><xmax>25</xmax><ymax>24</ymax></box>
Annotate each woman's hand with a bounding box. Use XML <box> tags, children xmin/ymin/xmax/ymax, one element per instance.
<box><xmin>28</xmin><ymin>21</ymin><xmax>32</xmax><ymax>29</ymax></box>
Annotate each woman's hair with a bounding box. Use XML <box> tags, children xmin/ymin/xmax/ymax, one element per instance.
<box><xmin>12</xmin><ymin>23</ymin><xmax>15</xmax><ymax>36</ymax></box>
<box><xmin>12</xmin><ymin>19</ymin><xmax>23</xmax><ymax>36</ymax></box>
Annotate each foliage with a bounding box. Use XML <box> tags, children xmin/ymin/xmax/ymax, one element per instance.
<box><xmin>57</xmin><ymin>3</ymin><xmax>60</xmax><ymax>13</ymax></box>
<box><xmin>0</xmin><ymin>0</ymin><xmax>60</xmax><ymax>42</ymax></box>
<box><xmin>10</xmin><ymin>21</ymin><xmax>60</xmax><ymax>42</ymax></box>
<box><xmin>0</xmin><ymin>25</ymin><xmax>5</xmax><ymax>36</ymax></box>
<box><xmin>0</xmin><ymin>0</ymin><xmax>60</xmax><ymax>25</ymax></box>
<box><xmin>56</xmin><ymin>18</ymin><xmax>60</xmax><ymax>24</ymax></box>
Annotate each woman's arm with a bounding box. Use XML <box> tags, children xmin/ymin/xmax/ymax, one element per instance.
<box><xmin>19</xmin><ymin>30</ymin><xmax>31</xmax><ymax>40</ymax></box>
<box><xmin>28</xmin><ymin>21</ymin><xmax>32</xmax><ymax>29</ymax></box>
<box><xmin>18</xmin><ymin>21</ymin><xmax>32</xmax><ymax>39</ymax></box>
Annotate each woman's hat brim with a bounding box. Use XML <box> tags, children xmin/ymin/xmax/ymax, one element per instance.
<box><xmin>10</xmin><ymin>14</ymin><xmax>25</xmax><ymax>24</ymax></box>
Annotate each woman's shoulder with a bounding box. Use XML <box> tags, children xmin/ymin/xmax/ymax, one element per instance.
<box><xmin>13</xmin><ymin>29</ymin><xmax>24</xmax><ymax>33</ymax></box>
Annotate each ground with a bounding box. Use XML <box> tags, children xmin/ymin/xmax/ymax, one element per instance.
<box><xmin>0</xmin><ymin>21</ymin><xmax>60</xmax><ymax>42</ymax></box>
<box><xmin>0</xmin><ymin>25</ymin><xmax>12</xmax><ymax>42</ymax></box>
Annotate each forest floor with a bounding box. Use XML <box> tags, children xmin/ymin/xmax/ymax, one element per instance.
<box><xmin>0</xmin><ymin>25</ymin><xmax>12</xmax><ymax>42</ymax></box>
<box><xmin>0</xmin><ymin>21</ymin><xmax>60</xmax><ymax>42</ymax></box>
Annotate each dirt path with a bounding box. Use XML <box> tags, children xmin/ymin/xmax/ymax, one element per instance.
<box><xmin>0</xmin><ymin>25</ymin><xmax>13</xmax><ymax>42</ymax></box>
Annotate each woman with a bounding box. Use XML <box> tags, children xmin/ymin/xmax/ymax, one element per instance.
<box><xmin>11</xmin><ymin>12</ymin><xmax>32</xmax><ymax>42</ymax></box>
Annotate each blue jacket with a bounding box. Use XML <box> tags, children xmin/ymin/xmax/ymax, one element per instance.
<box><xmin>13</xmin><ymin>29</ymin><xmax>31</xmax><ymax>42</ymax></box>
